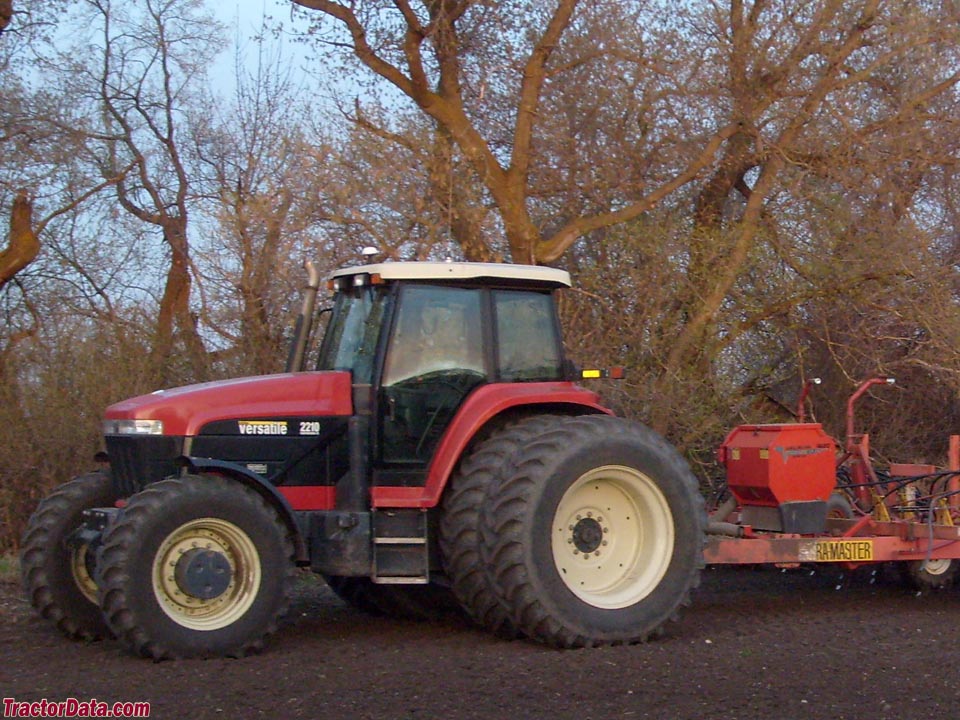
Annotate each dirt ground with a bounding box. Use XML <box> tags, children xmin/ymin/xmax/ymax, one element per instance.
<box><xmin>2</xmin><ymin>564</ymin><xmax>960</xmax><ymax>720</ymax></box>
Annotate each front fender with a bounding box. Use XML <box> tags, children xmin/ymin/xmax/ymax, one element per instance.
<box><xmin>182</xmin><ymin>456</ymin><xmax>307</xmax><ymax>561</ymax></box>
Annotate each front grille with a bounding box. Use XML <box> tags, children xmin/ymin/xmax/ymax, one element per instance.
<box><xmin>105</xmin><ymin>435</ymin><xmax>183</xmax><ymax>496</ymax></box>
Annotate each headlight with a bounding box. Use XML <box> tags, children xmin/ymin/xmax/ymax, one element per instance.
<box><xmin>103</xmin><ymin>419</ymin><xmax>164</xmax><ymax>435</ymax></box>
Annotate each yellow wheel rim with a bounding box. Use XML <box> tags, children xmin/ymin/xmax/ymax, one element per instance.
<box><xmin>152</xmin><ymin>518</ymin><xmax>261</xmax><ymax>630</ymax></box>
<box><xmin>70</xmin><ymin>543</ymin><xmax>99</xmax><ymax>604</ymax></box>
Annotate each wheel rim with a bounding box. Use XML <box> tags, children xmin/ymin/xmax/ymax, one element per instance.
<box><xmin>920</xmin><ymin>558</ymin><xmax>953</xmax><ymax>576</ymax></box>
<box><xmin>551</xmin><ymin>465</ymin><xmax>674</xmax><ymax>609</ymax></box>
<box><xmin>70</xmin><ymin>544</ymin><xmax>99</xmax><ymax>605</ymax></box>
<box><xmin>152</xmin><ymin>518</ymin><xmax>261</xmax><ymax>630</ymax></box>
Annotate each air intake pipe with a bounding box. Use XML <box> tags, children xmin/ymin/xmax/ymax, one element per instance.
<box><xmin>285</xmin><ymin>261</ymin><xmax>322</xmax><ymax>373</ymax></box>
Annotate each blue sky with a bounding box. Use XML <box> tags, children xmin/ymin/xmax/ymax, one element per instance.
<box><xmin>210</xmin><ymin>1</ymin><xmax>313</xmax><ymax>92</ymax></box>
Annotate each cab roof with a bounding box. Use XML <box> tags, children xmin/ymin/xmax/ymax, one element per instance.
<box><xmin>330</xmin><ymin>261</ymin><xmax>571</xmax><ymax>289</ymax></box>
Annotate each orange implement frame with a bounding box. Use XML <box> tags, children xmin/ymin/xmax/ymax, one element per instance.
<box><xmin>704</xmin><ymin>516</ymin><xmax>960</xmax><ymax>567</ymax></box>
<box><xmin>705</xmin><ymin>430</ymin><xmax>960</xmax><ymax>568</ymax></box>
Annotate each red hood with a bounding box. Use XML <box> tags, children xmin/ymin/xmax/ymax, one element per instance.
<box><xmin>104</xmin><ymin>371</ymin><xmax>354</xmax><ymax>436</ymax></box>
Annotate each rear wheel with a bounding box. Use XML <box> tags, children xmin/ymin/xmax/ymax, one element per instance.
<box><xmin>483</xmin><ymin>415</ymin><xmax>704</xmax><ymax>648</ymax></box>
<box><xmin>20</xmin><ymin>471</ymin><xmax>118</xmax><ymax>640</ymax></box>
<box><xmin>97</xmin><ymin>475</ymin><xmax>293</xmax><ymax>659</ymax></box>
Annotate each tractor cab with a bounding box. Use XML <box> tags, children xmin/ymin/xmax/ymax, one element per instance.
<box><xmin>313</xmin><ymin>262</ymin><xmax>572</xmax><ymax>481</ymax></box>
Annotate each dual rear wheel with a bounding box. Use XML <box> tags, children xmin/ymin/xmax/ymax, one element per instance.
<box><xmin>441</xmin><ymin>414</ymin><xmax>705</xmax><ymax>647</ymax></box>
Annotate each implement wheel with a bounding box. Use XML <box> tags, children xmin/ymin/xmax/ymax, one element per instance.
<box><xmin>97</xmin><ymin>475</ymin><xmax>293</xmax><ymax>659</ymax></box>
<box><xmin>20</xmin><ymin>471</ymin><xmax>118</xmax><ymax>640</ymax></box>
<box><xmin>483</xmin><ymin>415</ymin><xmax>704</xmax><ymax>648</ymax></box>
<box><xmin>900</xmin><ymin>558</ymin><xmax>959</xmax><ymax>591</ymax></box>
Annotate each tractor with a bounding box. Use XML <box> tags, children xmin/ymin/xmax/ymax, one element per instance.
<box><xmin>21</xmin><ymin>260</ymin><xmax>705</xmax><ymax>659</ymax></box>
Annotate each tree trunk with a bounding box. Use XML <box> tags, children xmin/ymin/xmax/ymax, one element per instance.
<box><xmin>0</xmin><ymin>0</ymin><xmax>12</xmax><ymax>35</ymax></box>
<box><xmin>152</xmin><ymin>219</ymin><xmax>207</xmax><ymax>384</ymax></box>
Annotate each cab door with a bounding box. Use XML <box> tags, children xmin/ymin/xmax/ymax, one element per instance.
<box><xmin>376</xmin><ymin>285</ymin><xmax>487</xmax><ymax>481</ymax></box>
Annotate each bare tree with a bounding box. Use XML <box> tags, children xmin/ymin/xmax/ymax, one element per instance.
<box><xmin>72</xmin><ymin>0</ymin><xmax>225</xmax><ymax>382</ymax></box>
<box><xmin>290</xmin><ymin>0</ymin><xmax>738</xmax><ymax>263</ymax></box>
<box><xmin>192</xmin><ymin>42</ymin><xmax>344</xmax><ymax>374</ymax></box>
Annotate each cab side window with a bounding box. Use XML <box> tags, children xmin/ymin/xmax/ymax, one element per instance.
<box><xmin>494</xmin><ymin>290</ymin><xmax>562</xmax><ymax>381</ymax></box>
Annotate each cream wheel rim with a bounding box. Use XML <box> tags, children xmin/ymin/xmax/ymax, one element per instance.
<box><xmin>920</xmin><ymin>558</ymin><xmax>953</xmax><ymax>576</ymax></box>
<box><xmin>551</xmin><ymin>465</ymin><xmax>674</xmax><ymax>609</ymax></box>
<box><xmin>70</xmin><ymin>544</ymin><xmax>99</xmax><ymax>604</ymax></box>
<box><xmin>152</xmin><ymin>517</ymin><xmax>261</xmax><ymax>630</ymax></box>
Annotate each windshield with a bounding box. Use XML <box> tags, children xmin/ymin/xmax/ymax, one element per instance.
<box><xmin>316</xmin><ymin>286</ymin><xmax>389</xmax><ymax>384</ymax></box>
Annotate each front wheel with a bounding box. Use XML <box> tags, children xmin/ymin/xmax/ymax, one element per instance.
<box><xmin>20</xmin><ymin>471</ymin><xmax>118</xmax><ymax>640</ymax></box>
<box><xmin>97</xmin><ymin>475</ymin><xmax>293</xmax><ymax>659</ymax></box>
<box><xmin>483</xmin><ymin>415</ymin><xmax>704</xmax><ymax>648</ymax></box>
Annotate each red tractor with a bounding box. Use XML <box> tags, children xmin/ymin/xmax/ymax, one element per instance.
<box><xmin>21</xmin><ymin>261</ymin><xmax>705</xmax><ymax>659</ymax></box>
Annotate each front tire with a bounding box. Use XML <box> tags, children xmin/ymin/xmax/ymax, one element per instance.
<box><xmin>483</xmin><ymin>415</ymin><xmax>704</xmax><ymax>648</ymax></box>
<box><xmin>97</xmin><ymin>475</ymin><xmax>293</xmax><ymax>659</ymax></box>
<box><xmin>20</xmin><ymin>471</ymin><xmax>118</xmax><ymax>640</ymax></box>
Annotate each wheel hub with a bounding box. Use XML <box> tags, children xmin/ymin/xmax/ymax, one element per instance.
<box><xmin>174</xmin><ymin>548</ymin><xmax>232</xmax><ymax>600</ymax></box>
<box><xmin>571</xmin><ymin>517</ymin><xmax>604</xmax><ymax>554</ymax></box>
<box><xmin>153</xmin><ymin>518</ymin><xmax>262</xmax><ymax>630</ymax></box>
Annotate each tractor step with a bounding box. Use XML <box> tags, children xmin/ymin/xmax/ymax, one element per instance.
<box><xmin>372</xmin><ymin>509</ymin><xmax>429</xmax><ymax>584</ymax></box>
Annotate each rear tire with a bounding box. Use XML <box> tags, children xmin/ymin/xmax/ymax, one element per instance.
<box><xmin>483</xmin><ymin>415</ymin><xmax>704</xmax><ymax>648</ymax></box>
<box><xmin>97</xmin><ymin>475</ymin><xmax>293</xmax><ymax>659</ymax></box>
<box><xmin>20</xmin><ymin>471</ymin><xmax>117</xmax><ymax>640</ymax></box>
<box><xmin>439</xmin><ymin>415</ymin><xmax>560</xmax><ymax>638</ymax></box>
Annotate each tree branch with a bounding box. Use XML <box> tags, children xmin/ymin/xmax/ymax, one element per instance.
<box><xmin>537</xmin><ymin>123</ymin><xmax>742</xmax><ymax>262</ymax></box>
<box><xmin>0</xmin><ymin>190</ymin><xmax>39</xmax><ymax>290</ymax></box>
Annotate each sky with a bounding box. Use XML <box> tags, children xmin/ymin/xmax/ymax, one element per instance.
<box><xmin>210</xmin><ymin>1</ymin><xmax>314</xmax><ymax>93</ymax></box>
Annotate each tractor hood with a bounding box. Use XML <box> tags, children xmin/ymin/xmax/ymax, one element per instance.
<box><xmin>104</xmin><ymin>371</ymin><xmax>354</xmax><ymax>436</ymax></box>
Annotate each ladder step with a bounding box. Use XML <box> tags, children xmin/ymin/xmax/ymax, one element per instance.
<box><xmin>372</xmin><ymin>509</ymin><xmax>430</xmax><ymax>581</ymax></box>
<box><xmin>373</xmin><ymin>576</ymin><xmax>429</xmax><ymax>585</ymax></box>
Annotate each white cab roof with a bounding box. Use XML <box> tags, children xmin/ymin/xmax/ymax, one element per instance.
<box><xmin>330</xmin><ymin>261</ymin><xmax>571</xmax><ymax>288</ymax></box>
